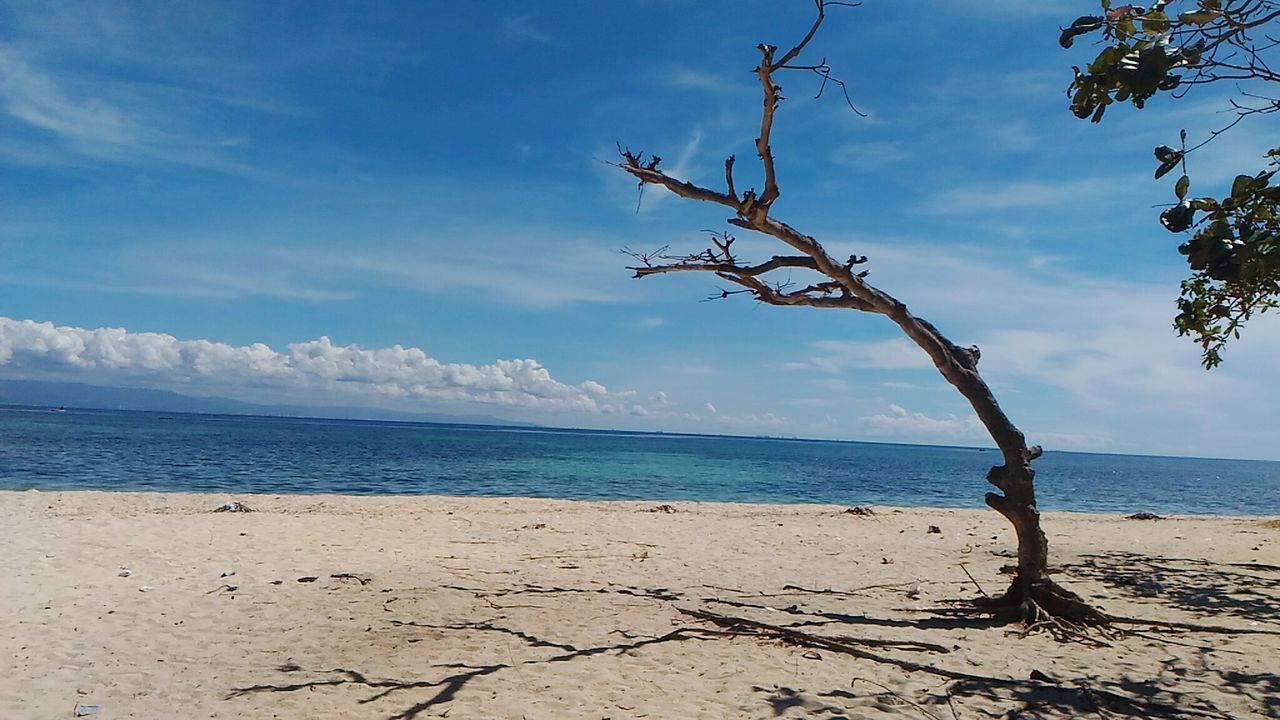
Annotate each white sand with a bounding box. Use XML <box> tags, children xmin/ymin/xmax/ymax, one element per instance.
<box><xmin>3</xmin><ymin>491</ymin><xmax>1277</xmax><ymax>719</ymax></box>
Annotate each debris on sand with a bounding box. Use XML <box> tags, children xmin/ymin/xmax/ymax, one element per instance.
<box><xmin>843</xmin><ymin>505</ymin><xmax>875</xmax><ymax>516</ymax></box>
<box><xmin>1125</xmin><ymin>512</ymin><xmax>1164</xmax><ymax>521</ymax></box>
<box><xmin>213</xmin><ymin>501</ymin><xmax>255</xmax><ymax>513</ymax></box>
<box><xmin>330</xmin><ymin>573</ymin><xmax>372</xmax><ymax>586</ymax></box>
<box><xmin>646</xmin><ymin>504</ymin><xmax>677</xmax><ymax>514</ymax></box>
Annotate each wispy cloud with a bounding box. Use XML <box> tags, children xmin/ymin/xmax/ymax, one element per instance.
<box><xmin>0</xmin><ymin>45</ymin><xmax>265</xmax><ymax>175</ymax></box>
<box><xmin>9</xmin><ymin>230</ymin><xmax>646</xmax><ymax>307</ymax></box>
<box><xmin>661</xmin><ymin>66</ymin><xmax>738</xmax><ymax>95</ymax></box>
<box><xmin>502</xmin><ymin>15</ymin><xmax>552</xmax><ymax>45</ymax></box>
<box><xmin>0</xmin><ymin>47</ymin><xmax>134</xmax><ymax>151</ymax></box>
<box><xmin>831</xmin><ymin>141</ymin><xmax>912</xmax><ymax>170</ymax></box>
<box><xmin>784</xmin><ymin>337</ymin><xmax>932</xmax><ymax>373</ymax></box>
<box><xmin>922</xmin><ymin>174</ymin><xmax>1143</xmax><ymax>215</ymax></box>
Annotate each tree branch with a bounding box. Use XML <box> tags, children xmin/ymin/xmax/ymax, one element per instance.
<box><xmin>618</xmin><ymin>152</ymin><xmax>740</xmax><ymax>210</ymax></box>
<box><xmin>628</xmin><ymin>254</ymin><xmax>819</xmax><ymax>279</ymax></box>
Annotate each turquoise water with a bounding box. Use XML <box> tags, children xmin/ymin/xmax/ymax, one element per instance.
<box><xmin>1</xmin><ymin>407</ymin><xmax>1277</xmax><ymax>515</ymax></box>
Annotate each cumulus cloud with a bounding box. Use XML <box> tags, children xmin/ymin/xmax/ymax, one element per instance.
<box><xmin>0</xmin><ymin>317</ymin><xmax>642</xmax><ymax>414</ymax></box>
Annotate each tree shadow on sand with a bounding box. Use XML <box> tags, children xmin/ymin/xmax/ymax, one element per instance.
<box><xmin>228</xmin><ymin>664</ymin><xmax>505</xmax><ymax>720</ymax></box>
<box><xmin>226</xmin><ymin>614</ymin><xmax>718</xmax><ymax>720</ymax></box>
<box><xmin>1059</xmin><ymin>552</ymin><xmax>1280</xmax><ymax>622</ymax></box>
<box><xmin>936</xmin><ymin>653</ymin><xmax>1280</xmax><ymax>719</ymax></box>
<box><xmin>226</xmin><ymin>578</ymin><xmax>1278</xmax><ymax>719</ymax></box>
<box><xmin>691</xmin><ymin>575</ymin><xmax>1279</xmax><ymax>719</ymax></box>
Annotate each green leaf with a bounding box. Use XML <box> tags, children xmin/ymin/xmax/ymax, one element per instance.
<box><xmin>1231</xmin><ymin>174</ymin><xmax>1254</xmax><ymax>198</ymax></box>
<box><xmin>1141</xmin><ymin>10</ymin><xmax>1170</xmax><ymax>33</ymax></box>
<box><xmin>1175</xmin><ymin>174</ymin><xmax>1189</xmax><ymax>200</ymax></box>
<box><xmin>1161</xmin><ymin>201</ymin><xmax>1195</xmax><ymax>232</ymax></box>
<box><xmin>1059</xmin><ymin>15</ymin><xmax>1104</xmax><ymax>48</ymax></box>
<box><xmin>1155</xmin><ymin>155</ymin><xmax>1181</xmax><ymax>179</ymax></box>
<box><xmin>1178</xmin><ymin>10</ymin><xmax>1217</xmax><ymax>24</ymax></box>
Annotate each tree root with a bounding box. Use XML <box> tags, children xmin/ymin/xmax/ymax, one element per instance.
<box><xmin>974</xmin><ymin>578</ymin><xmax>1123</xmax><ymax>645</ymax></box>
<box><xmin>966</xmin><ymin>576</ymin><xmax>1279</xmax><ymax>641</ymax></box>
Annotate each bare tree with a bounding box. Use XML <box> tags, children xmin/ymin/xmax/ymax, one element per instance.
<box><xmin>617</xmin><ymin>1</ymin><xmax>1104</xmax><ymax>627</ymax></box>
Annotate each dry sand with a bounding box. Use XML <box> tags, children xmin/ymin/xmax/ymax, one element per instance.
<box><xmin>2</xmin><ymin>490</ymin><xmax>1278</xmax><ymax>719</ymax></box>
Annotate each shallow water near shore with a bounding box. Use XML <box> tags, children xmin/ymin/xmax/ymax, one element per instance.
<box><xmin>1</xmin><ymin>407</ymin><xmax>1276</xmax><ymax>514</ymax></box>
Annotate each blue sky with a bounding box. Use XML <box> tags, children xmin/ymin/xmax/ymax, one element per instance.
<box><xmin>2</xmin><ymin>0</ymin><xmax>1278</xmax><ymax>459</ymax></box>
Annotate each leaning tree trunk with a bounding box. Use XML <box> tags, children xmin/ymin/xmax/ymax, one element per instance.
<box><xmin>874</xmin><ymin>302</ymin><xmax>1051</xmax><ymax>595</ymax></box>
<box><xmin>874</xmin><ymin>296</ymin><xmax>1103</xmax><ymax>623</ymax></box>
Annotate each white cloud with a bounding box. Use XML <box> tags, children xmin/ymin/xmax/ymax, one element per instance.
<box><xmin>502</xmin><ymin>15</ymin><xmax>552</xmax><ymax>45</ymax></box>
<box><xmin>0</xmin><ymin>317</ymin><xmax>643</xmax><ymax>415</ymax></box>
<box><xmin>922</xmin><ymin>175</ymin><xmax>1142</xmax><ymax>215</ymax></box>
<box><xmin>663</xmin><ymin>67</ymin><xmax>736</xmax><ymax>94</ymax></box>
<box><xmin>788</xmin><ymin>337</ymin><xmax>933</xmax><ymax>373</ymax></box>
<box><xmin>0</xmin><ymin>45</ymin><xmax>262</xmax><ymax>175</ymax></box>
<box><xmin>0</xmin><ymin>47</ymin><xmax>135</xmax><ymax>151</ymax></box>
<box><xmin>831</xmin><ymin>141</ymin><xmax>911</xmax><ymax>170</ymax></box>
<box><xmin>21</xmin><ymin>233</ymin><xmax>645</xmax><ymax>308</ymax></box>
<box><xmin>861</xmin><ymin>404</ymin><xmax>985</xmax><ymax>442</ymax></box>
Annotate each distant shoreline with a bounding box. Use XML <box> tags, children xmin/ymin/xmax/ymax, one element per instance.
<box><xmin>4</xmin><ymin>488</ymin><xmax>1278</xmax><ymax>519</ymax></box>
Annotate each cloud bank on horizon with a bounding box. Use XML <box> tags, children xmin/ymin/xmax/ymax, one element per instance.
<box><xmin>0</xmin><ymin>317</ymin><xmax>642</xmax><ymax>415</ymax></box>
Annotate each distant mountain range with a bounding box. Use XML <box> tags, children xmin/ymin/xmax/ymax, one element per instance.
<box><xmin>0</xmin><ymin>379</ymin><xmax>535</xmax><ymax>427</ymax></box>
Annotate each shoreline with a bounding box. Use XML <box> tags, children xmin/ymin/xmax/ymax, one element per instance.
<box><xmin>5</xmin><ymin>487</ymin><xmax>1280</xmax><ymax>519</ymax></box>
<box><xmin>4</xmin><ymin>490</ymin><xmax>1278</xmax><ymax>718</ymax></box>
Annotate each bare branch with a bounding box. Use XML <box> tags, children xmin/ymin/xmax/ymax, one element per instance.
<box><xmin>754</xmin><ymin>44</ymin><xmax>785</xmax><ymax>210</ymax></box>
<box><xmin>784</xmin><ymin>58</ymin><xmax>868</xmax><ymax>116</ymax></box>
<box><xmin>629</xmin><ymin>254</ymin><xmax>819</xmax><ymax>279</ymax></box>
<box><xmin>717</xmin><ymin>271</ymin><xmax>875</xmax><ymax>311</ymax></box>
<box><xmin>774</xmin><ymin>0</ymin><xmax>861</xmax><ymax>69</ymax></box>
<box><xmin>619</xmin><ymin>149</ymin><xmax>740</xmax><ymax>210</ymax></box>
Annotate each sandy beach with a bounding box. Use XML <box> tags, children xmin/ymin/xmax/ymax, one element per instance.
<box><xmin>3</xmin><ymin>490</ymin><xmax>1277</xmax><ymax>719</ymax></box>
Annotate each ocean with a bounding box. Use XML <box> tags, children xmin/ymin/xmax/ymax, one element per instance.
<box><xmin>1</xmin><ymin>407</ymin><xmax>1276</xmax><ymax>515</ymax></box>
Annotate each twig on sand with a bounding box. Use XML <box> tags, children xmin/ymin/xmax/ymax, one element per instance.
<box><xmin>782</xmin><ymin>581</ymin><xmax>920</xmax><ymax>596</ymax></box>
<box><xmin>330</xmin><ymin>573</ymin><xmax>372</xmax><ymax>586</ymax></box>
<box><xmin>702</xmin><ymin>584</ymin><xmax>749</xmax><ymax>594</ymax></box>
<box><xmin>850</xmin><ymin>676</ymin><xmax>944</xmax><ymax>720</ymax></box>
<box><xmin>957</xmin><ymin>563</ymin><xmax>987</xmax><ymax>598</ymax></box>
